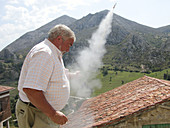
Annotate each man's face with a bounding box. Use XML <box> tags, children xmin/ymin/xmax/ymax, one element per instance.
<box><xmin>60</xmin><ymin>37</ymin><xmax>74</xmax><ymax>54</ymax></box>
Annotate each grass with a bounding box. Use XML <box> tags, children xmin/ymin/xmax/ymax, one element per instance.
<box><xmin>93</xmin><ymin>71</ymin><xmax>144</xmax><ymax>96</ymax></box>
<box><xmin>92</xmin><ymin>68</ymin><xmax>170</xmax><ymax>96</ymax></box>
<box><xmin>147</xmin><ymin>69</ymin><xmax>170</xmax><ymax>79</ymax></box>
<box><xmin>3</xmin><ymin>126</ymin><xmax>18</xmax><ymax>128</ymax></box>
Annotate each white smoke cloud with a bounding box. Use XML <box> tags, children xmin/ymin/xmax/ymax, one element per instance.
<box><xmin>70</xmin><ymin>9</ymin><xmax>114</xmax><ymax>98</ymax></box>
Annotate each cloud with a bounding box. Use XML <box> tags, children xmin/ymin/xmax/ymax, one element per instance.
<box><xmin>2</xmin><ymin>5</ymin><xmax>29</xmax><ymax>23</ymax></box>
<box><xmin>58</xmin><ymin>0</ymin><xmax>89</xmax><ymax>10</ymax></box>
<box><xmin>0</xmin><ymin>23</ymin><xmax>26</xmax><ymax>51</ymax></box>
<box><xmin>0</xmin><ymin>8</ymin><xmax>56</xmax><ymax>50</ymax></box>
<box><xmin>0</xmin><ymin>1</ymin><xmax>71</xmax><ymax>50</ymax></box>
<box><xmin>7</xmin><ymin>0</ymin><xmax>19</xmax><ymax>4</ymax></box>
<box><xmin>23</xmin><ymin>0</ymin><xmax>37</xmax><ymax>6</ymax></box>
<box><xmin>0</xmin><ymin>0</ymin><xmax>109</xmax><ymax>51</ymax></box>
<box><xmin>2</xmin><ymin>0</ymin><xmax>86</xmax><ymax>28</ymax></box>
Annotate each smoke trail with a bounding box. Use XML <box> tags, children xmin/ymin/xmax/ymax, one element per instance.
<box><xmin>70</xmin><ymin>9</ymin><xmax>114</xmax><ymax>98</ymax></box>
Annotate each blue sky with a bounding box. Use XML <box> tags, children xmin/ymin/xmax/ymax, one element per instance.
<box><xmin>0</xmin><ymin>0</ymin><xmax>170</xmax><ymax>51</ymax></box>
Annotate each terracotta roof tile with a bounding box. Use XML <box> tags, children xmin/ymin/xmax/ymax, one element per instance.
<box><xmin>62</xmin><ymin>76</ymin><xmax>170</xmax><ymax>128</ymax></box>
<box><xmin>0</xmin><ymin>85</ymin><xmax>14</xmax><ymax>94</ymax></box>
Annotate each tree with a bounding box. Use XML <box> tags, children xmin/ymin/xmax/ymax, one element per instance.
<box><xmin>0</xmin><ymin>62</ymin><xmax>4</xmax><ymax>73</ymax></box>
<box><xmin>110</xmin><ymin>77</ymin><xmax>112</xmax><ymax>82</ymax></box>
<box><xmin>164</xmin><ymin>73</ymin><xmax>167</xmax><ymax>80</ymax></box>
<box><xmin>102</xmin><ymin>68</ymin><xmax>108</xmax><ymax>76</ymax></box>
<box><xmin>167</xmin><ymin>74</ymin><xmax>170</xmax><ymax>81</ymax></box>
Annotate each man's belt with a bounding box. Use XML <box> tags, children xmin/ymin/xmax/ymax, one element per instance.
<box><xmin>19</xmin><ymin>98</ymin><xmax>37</xmax><ymax>108</ymax></box>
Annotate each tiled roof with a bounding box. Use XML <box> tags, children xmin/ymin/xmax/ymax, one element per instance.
<box><xmin>0</xmin><ymin>85</ymin><xmax>14</xmax><ymax>94</ymax></box>
<box><xmin>62</xmin><ymin>76</ymin><xmax>170</xmax><ymax>128</ymax></box>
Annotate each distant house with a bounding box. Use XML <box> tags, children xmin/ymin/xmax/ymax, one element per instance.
<box><xmin>63</xmin><ymin>76</ymin><xmax>170</xmax><ymax>128</ymax></box>
<box><xmin>0</xmin><ymin>85</ymin><xmax>14</xmax><ymax>128</ymax></box>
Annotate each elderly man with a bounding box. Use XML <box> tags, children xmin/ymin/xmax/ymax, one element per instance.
<box><xmin>16</xmin><ymin>24</ymin><xmax>77</xmax><ymax>128</ymax></box>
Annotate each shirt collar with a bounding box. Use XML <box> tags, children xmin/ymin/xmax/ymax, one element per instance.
<box><xmin>44</xmin><ymin>38</ymin><xmax>62</xmax><ymax>57</ymax></box>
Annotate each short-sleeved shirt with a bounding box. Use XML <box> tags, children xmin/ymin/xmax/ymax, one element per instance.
<box><xmin>18</xmin><ymin>39</ymin><xmax>70</xmax><ymax>110</ymax></box>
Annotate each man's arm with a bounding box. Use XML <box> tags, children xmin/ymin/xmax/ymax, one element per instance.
<box><xmin>65</xmin><ymin>68</ymin><xmax>80</xmax><ymax>80</ymax></box>
<box><xmin>23</xmin><ymin>88</ymin><xmax>68</xmax><ymax>125</ymax></box>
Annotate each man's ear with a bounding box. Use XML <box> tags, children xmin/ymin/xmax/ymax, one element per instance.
<box><xmin>57</xmin><ymin>36</ymin><xmax>62</xmax><ymax>41</ymax></box>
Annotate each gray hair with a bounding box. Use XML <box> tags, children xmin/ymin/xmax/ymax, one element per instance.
<box><xmin>48</xmin><ymin>24</ymin><xmax>76</xmax><ymax>42</ymax></box>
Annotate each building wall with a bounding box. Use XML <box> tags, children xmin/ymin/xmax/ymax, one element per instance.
<box><xmin>104</xmin><ymin>101</ymin><xmax>170</xmax><ymax>128</ymax></box>
<box><xmin>0</xmin><ymin>93</ymin><xmax>12</xmax><ymax>122</ymax></box>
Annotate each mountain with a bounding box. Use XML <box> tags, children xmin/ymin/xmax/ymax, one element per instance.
<box><xmin>0</xmin><ymin>10</ymin><xmax>170</xmax><ymax>84</ymax></box>
<box><xmin>1</xmin><ymin>15</ymin><xmax>76</xmax><ymax>55</ymax></box>
<box><xmin>156</xmin><ymin>25</ymin><xmax>170</xmax><ymax>33</ymax></box>
<box><xmin>63</xmin><ymin>10</ymin><xmax>170</xmax><ymax>71</ymax></box>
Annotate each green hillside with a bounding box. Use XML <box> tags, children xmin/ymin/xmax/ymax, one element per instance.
<box><xmin>93</xmin><ymin>68</ymin><xmax>170</xmax><ymax>96</ymax></box>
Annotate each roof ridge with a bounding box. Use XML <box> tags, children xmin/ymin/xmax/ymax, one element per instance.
<box><xmin>144</xmin><ymin>75</ymin><xmax>170</xmax><ymax>87</ymax></box>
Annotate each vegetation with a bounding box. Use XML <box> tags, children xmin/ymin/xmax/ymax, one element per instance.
<box><xmin>0</xmin><ymin>54</ymin><xmax>169</xmax><ymax>127</ymax></box>
<box><xmin>93</xmin><ymin>67</ymin><xmax>170</xmax><ymax>96</ymax></box>
<box><xmin>102</xmin><ymin>33</ymin><xmax>170</xmax><ymax>73</ymax></box>
<box><xmin>0</xmin><ymin>66</ymin><xmax>168</xmax><ymax>127</ymax></box>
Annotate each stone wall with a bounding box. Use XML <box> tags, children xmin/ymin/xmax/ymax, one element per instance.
<box><xmin>103</xmin><ymin>101</ymin><xmax>170</xmax><ymax>128</ymax></box>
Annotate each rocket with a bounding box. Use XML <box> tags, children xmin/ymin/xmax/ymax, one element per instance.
<box><xmin>113</xmin><ymin>3</ymin><xmax>117</xmax><ymax>9</ymax></box>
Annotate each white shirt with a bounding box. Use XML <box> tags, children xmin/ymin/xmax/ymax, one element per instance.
<box><xmin>18</xmin><ymin>39</ymin><xmax>70</xmax><ymax>110</ymax></box>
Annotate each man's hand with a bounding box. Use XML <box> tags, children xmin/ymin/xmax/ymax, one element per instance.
<box><xmin>23</xmin><ymin>88</ymin><xmax>68</xmax><ymax>125</ymax></box>
<box><xmin>50</xmin><ymin>111</ymin><xmax>68</xmax><ymax>125</ymax></box>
